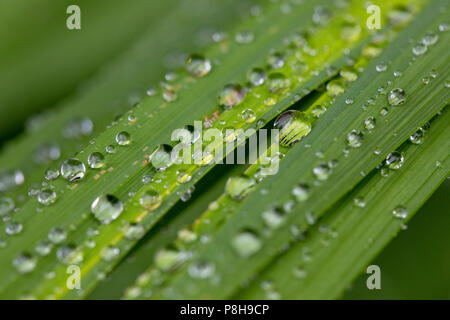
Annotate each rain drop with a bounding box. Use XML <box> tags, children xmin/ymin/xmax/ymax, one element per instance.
<box><xmin>91</xmin><ymin>195</ymin><xmax>123</xmax><ymax>224</ymax></box>
<box><xmin>61</xmin><ymin>159</ymin><xmax>86</xmax><ymax>182</ymax></box>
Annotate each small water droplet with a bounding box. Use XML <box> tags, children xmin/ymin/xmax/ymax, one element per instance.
<box><xmin>412</xmin><ymin>43</ymin><xmax>427</xmax><ymax>56</ymax></box>
<box><xmin>247</xmin><ymin>68</ymin><xmax>266</xmax><ymax>86</ymax></box>
<box><xmin>235</xmin><ymin>31</ymin><xmax>254</xmax><ymax>44</ymax></box>
<box><xmin>274</xmin><ymin>110</ymin><xmax>311</xmax><ymax>147</ymax></box>
<box><xmin>267</xmin><ymin>73</ymin><xmax>290</xmax><ymax>92</ymax></box>
<box><xmin>353</xmin><ymin>196</ymin><xmax>366</xmax><ymax>208</ymax></box>
<box><xmin>124</xmin><ymin>223</ymin><xmax>145</xmax><ymax>240</ymax></box>
<box><xmin>388</xmin><ymin>88</ymin><xmax>407</xmax><ymax>106</ymax></box>
<box><xmin>392</xmin><ymin>205</ymin><xmax>408</xmax><ymax>219</ymax></box>
<box><xmin>422</xmin><ymin>31</ymin><xmax>438</xmax><ymax>46</ymax></box>
<box><xmin>61</xmin><ymin>159</ymin><xmax>86</xmax><ymax>182</ymax></box>
<box><xmin>375</xmin><ymin>63</ymin><xmax>387</xmax><ymax>72</ymax></box>
<box><xmin>101</xmin><ymin>246</ymin><xmax>120</xmax><ymax>261</ymax></box>
<box><xmin>91</xmin><ymin>195</ymin><xmax>123</xmax><ymax>224</ymax></box>
<box><xmin>0</xmin><ymin>169</ymin><xmax>25</xmax><ymax>192</ymax></box>
<box><xmin>346</xmin><ymin>130</ymin><xmax>364</xmax><ymax>148</ymax></box>
<box><xmin>219</xmin><ymin>84</ymin><xmax>246</xmax><ymax>109</ymax></box>
<box><xmin>149</xmin><ymin>144</ymin><xmax>174</xmax><ymax>171</ymax></box>
<box><xmin>267</xmin><ymin>52</ymin><xmax>285</xmax><ymax>69</ymax></box>
<box><xmin>232</xmin><ymin>231</ymin><xmax>262</xmax><ymax>258</ymax></box>
<box><xmin>0</xmin><ymin>197</ymin><xmax>15</xmax><ymax>216</ymax></box>
<box><xmin>63</xmin><ymin>117</ymin><xmax>93</xmax><ymax>139</ymax></box>
<box><xmin>5</xmin><ymin>220</ymin><xmax>23</xmax><ymax>235</ymax></box>
<box><xmin>44</xmin><ymin>168</ymin><xmax>59</xmax><ymax>181</ymax></box>
<box><xmin>292</xmin><ymin>183</ymin><xmax>310</xmax><ymax>202</ymax></box>
<box><xmin>188</xmin><ymin>261</ymin><xmax>215</xmax><ymax>279</ymax></box>
<box><xmin>116</xmin><ymin>131</ymin><xmax>131</xmax><ymax>146</ymax></box>
<box><xmin>186</xmin><ymin>54</ymin><xmax>211</xmax><ymax>77</ymax></box>
<box><xmin>35</xmin><ymin>241</ymin><xmax>53</xmax><ymax>256</ymax></box>
<box><xmin>364</xmin><ymin>117</ymin><xmax>376</xmax><ymax>131</ymax></box>
<box><xmin>262</xmin><ymin>207</ymin><xmax>286</xmax><ymax>229</ymax></box>
<box><xmin>48</xmin><ymin>227</ymin><xmax>67</xmax><ymax>244</ymax></box>
<box><xmin>37</xmin><ymin>188</ymin><xmax>57</xmax><ymax>206</ymax></box>
<box><xmin>225</xmin><ymin>176</ymin><xmax>255</xmax><ymax>200</ymax></box>
<box><xmin>88</xmin><ymin>152</ymin><xmax>105</xmax><ymax>169</ymax></box>
<box><xmin>312</xmin><ymin>162</ymin><xmax>331</xmax><ymax>181</ymax></box>
<box><xmin>57</xmin><ymin>244</ymin><xmax>83</xmax><ymax>264</ymax></box>
<box><xmin>13</xmin><ymin>253</ymin><xmax>37</xmax><ymax>274</ymax></box>
<box><xmin>139</xmin><ymin>190</ymin><xmax>162</xmax><ymax>211</ymax></box>
<box><xmin>409</xmin><ymin>128</ymin><xmax>425</xmax><ymax>144</ymax></box>
<box><xmin>385</xmin><ymin>151</ymin><xmax>404</xmax><ymax>169</ymax></box>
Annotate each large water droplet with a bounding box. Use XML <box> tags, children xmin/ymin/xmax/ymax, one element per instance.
<box><xmin>91</xmin><ymin>195</ymin><xmax>123</xmax><ymax>224</ymax></box>
<box><xmin>186</xmin><ymin>54</ymin><xmax>211</xmax><ymax>77</ymax></box>
<box><xmin>388</xmin><ymin>88</ymin><xmax>406</xmax><ymax>106</ymax></box>
<box><xmin>61</xmin><ymin>159</ymin><xmax>86</xmax><ymax>182</ymax></box>
<box><xmin>274</xmin><ymin>110</ymin><xmax>311</xmax><ymax>147</ymax></box>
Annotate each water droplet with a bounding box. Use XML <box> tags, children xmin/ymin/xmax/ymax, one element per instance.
<box><xmin>247</xmin><ymin>68</ymin><xmax>266</xmax><ymax>86</ymax></box>
<box><xmin>375</xmin><ymin>63</ymin><xmax>387</xmax><ymax>72</ymax></box>
<box><xmin>61</xmin><ymin>159</ymin><xmax>86</xmax><ymax>182</ymax></box>
<box><xmin>101</xmin><ymin>246</ymin><xmax>120</xmax><ymax>261</ymax></box>
<box><xmin>33</xmin><ymin>143</ymin><xmax>61</xmax><ymax>164</ymax></box>
<box><xmin>91</xmin><ymin>195</ymin><xmax>123</xmax><ymax>224</ymax></box>
<box><xmin>0</xmin><ymin>197</ymin><xmax>15</xmax><ymax>216</ymax></box>
<box><xmin>63</xmin><ymin>117</ymin><xmax>93</xmax><ymax>139</ymax></box>
<box><xmin>106</xmin><ymin>145</ymin><xmax>116</xmax><ymax>154</ymax></box>
<box><xmin>261</xmin><ymin>207</ymin><xmax>286</xmax><ymax>229</ymax></box>
<box><xmin>57</xmin><ymin>244</ymin><xmax>83</xmax><ymax>264</ymax></box>
<box><xmin>225</xmin><ymin>176</ymin><xmax>255</xmax><ymax>200</ymax></box>
<box><xmin>139</xmin><ymin>190</ymin><xmax>162</xmax><ymax>211</ymax></box>
<box><xmin>0</xmin><ymin>169</ymin><xmax>25</xmax><ymax>192</ymax></box>
<box><xmin>293</xmin><ymin>266</ymin><xmax>307</xmax><ymax>279</ymax></box>
<box><xmin>409</xmin><ymin>128</ymin><xmax>425</xmax><ymax>144</ymax></box>
<box><xmin>353</xmin><ymin>196</ymin><xmax>366</xmax><ymax>208</ymax></box>
<box><xmin>439</xmin><ymin>23</ymin><xmax>449</xmax><ymax>32</ymax></box>
<box><xmin>13</xmin><ymin>253</ymin><xmax>37</xmax><ymax>274</ymax></box>
<box><xmin>48</xmin><ymin>227</ymin><xmax>67</xmax><ymax>244</ymax></box>
<box><xmin>313</xmin><ymin>163</ymin><xmax>331</xmax><ymax>181</ymax></box>
<box><xmin>364</xmin><ymin>117</ymin><xmax>376</xmax><ymax>131</ymax></box>
<box><xmin>292</xmin><ymin>183</ymin><xmax>310</xmax><ymax>202</ymax></box>
<box><xmin>235</xmin><ymin>31</ymin><xmax>254</xmax><ymax>44</ymax></box>
<box><xmin>37</xmin><ymin>188</ymin><xmax>57</xmax><ymax>206</ymax></box>
<box><xmin>88</xmin><ymin>152</ymin><xmax>105</xmax><ymax>169</ymax></box>
<box><xmin>116</xmin><ymin>131</ymin><xmax>131</xmax><ymax>146</ymax></box>
<box><xmin>35</xmin><ymin>241</ymin><xmax>53</xmax><ymax>256</ymax></box>
<box><xmin>388</xmin><ymin>88</ymin><xmax>406</xmax><ymax>106</ymax></box>
<box><xmin>326</xmin><ymin>79</ymin><xmax>345</xmax><ymax>96</ymax></box>
<box><xmin>124</xmin><ymin>223</ymin><xmax>145</xmax><ymax>240</ymax></box>
<box><xmin>162</xmin><ymin>89</ymin><xmax>177</xmax><ymax>102</ymax></box>
<box><xmin>186</xmin><ymin>54</ymin><xmax>211</xmax><ymax>77</ymax></box>
<box><xmin>5</xmin><ymin>220</ymin><xmax>23</xmax><ymax>235</ymax></box>
<box><xmin>267</xmin><ymin>52</ymin><xmax>285</xmax><ymax>69</ymax></box>
<box><xmin>392</xmin><ymin>205</ymin><xmax>408</xmax><ymax>219</ymax></box>
<box><xmin>232</xmin><ymin>231</ymin><xmax>262</xmax><ymax>258</ymax></box>
<box><xmin>177</xmin><ymin>171</ymin><xmax>192</xmax><ymax>184</ymax></box>
<box><xmin>346</xmin><ymin>130</ymin><xmax>364</xmax><ymax>148</ymax></box>
<box><xmin>422</xmin><ymin>32</ymin><xmax>438</xmax><ymax>46</ymax></box>
<box><xmin>267</xmin><ymin>73</ymin><xmax>290</xmax><ymax>92</ymax></box>
<box><xmin>412</xmin><ymin>43</ymin><xmax>427</xmax><ymax>56</ymax></box>
<box><xmin>240</xmin><ymin>109</ymin><xmax>257</xmax><ymax>124</ymax></box>
<box><xmin>149</xmin><ymin>145</ymin><xmax>174</xmax><ymax>171</ymax></box>
<box><xmin>274</xmin><ymin>110</ymin><xmax>311</xmax><ymax>147</ymax></box>
<box><xmin>44</xmin><ymin>168</ymin><xmax>59</xmax><ymax>181</ymax></box>
<box><xmin>385</xmin><ymin>151</ymin><xmax>404</xmax><ymax>169</ymax></box>
<box><xmin>188</xmin><ymin>261</ymin><xmax>215</xmax><ymax>279</ymax></box>
<box><xmin>219</xmin><ymin>84</ymin><xmax>246</xmax><ymax>109</ymax></box>
<box><xmin>181</xmin><ymin>186</ymin><xmax>195</xmax><ymax>202</ymax></box>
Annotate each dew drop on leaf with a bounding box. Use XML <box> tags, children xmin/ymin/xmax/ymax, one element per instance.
<box><xmin>388</xmin><ymin>88</ymin><xmax>407</xmax><ymax>106</ymax></box>
<box><xmin>91</xmin><ymin>195</ymin><xmax>123</xmax><ymax>224</ymax></box>
<box><xmin>274</xmin><ymin>110</ymin><xmax>311</xmax><ymax>147</ymax></box>
<box><xmin>61</xmin><ymin>158</ymin><xmax>86</xmax><ymax>182</ymax></box>
<box><xmin>232</xmin><ymin>231</ymin><xmax>262</xmax><ymax>258</ymax></box>
<box><xmin>88</xmin><ymin>152</ymin><xmax>105</xmax><ymax>169</ymax></box>
<box><xmin>186</xmin><ymin>54</ymin><xmax>211</xmax><ymax>78</ymax></box>
<box><xmin>139</xmin><ymin>190</ymin><xmax>162</xmax><ymax>211</ymax></box>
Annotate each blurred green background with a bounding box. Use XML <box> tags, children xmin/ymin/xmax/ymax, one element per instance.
<box><xmin>0</xmin><ymin>0</ymin><xmax>447</xmax><ymax>300</ymax></box>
